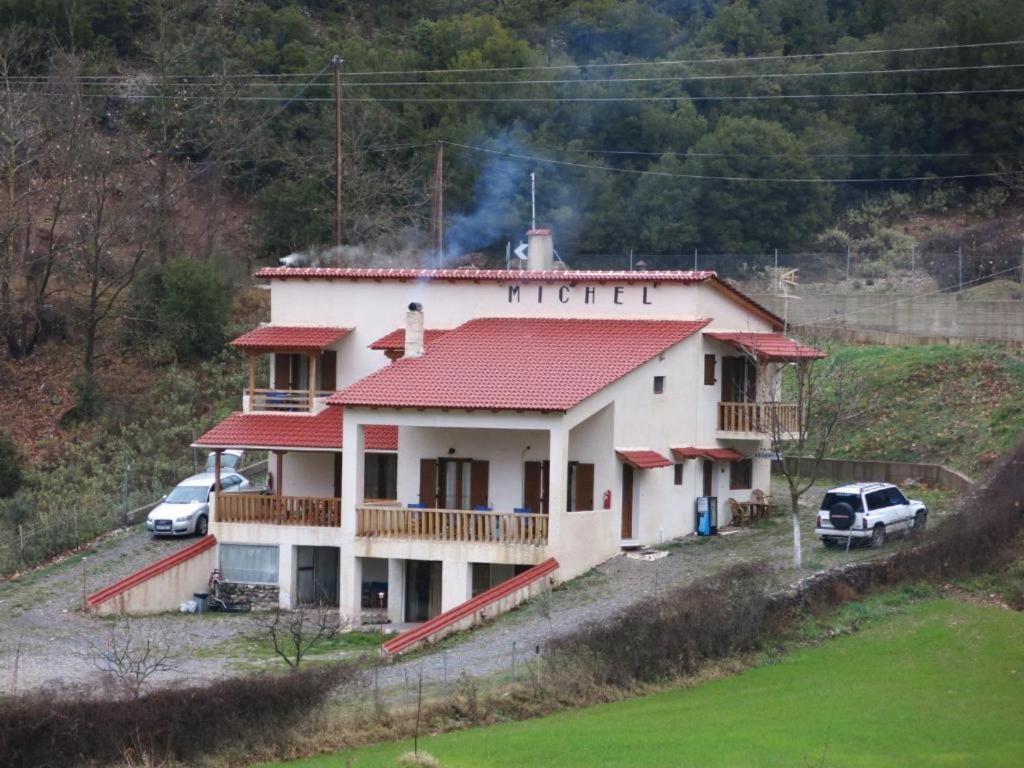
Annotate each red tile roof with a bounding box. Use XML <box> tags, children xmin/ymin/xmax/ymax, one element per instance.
<box><xmin>254</xmin><ymin>267</ymin><xmax>716</xmax><ymax>284</ymax></box>
<box><xmin>331</xmin><ymin>317</ymin><xmax>710</xmax><ymax>412</ymax></box>
<box><xmin>671</xmin><ymin>446</ymin><xmax>744</xmax><ymax>461</ymax></box>
<box><xmin>705</xmin><ymin>332</ymin><xmax>824</xmax><ymax>361</ymax></box>
<box><xmin>369</xmin><ymin>328</ymin><xmax>450</xmax><ymax>352</ymax></box>
<box><xmin>231</xmin><ymin>326</ymin><xmax>351</xmax><ymax>354</ymax></box>
<box><xmin>193</xmin><ymin>408</ymin><xmax>397</xmax><ymax>451</ymax></box>
<box><xmin>616</xmin><ymin>449</ymin><xmax>673</xmax><ymax>469</ymax></box>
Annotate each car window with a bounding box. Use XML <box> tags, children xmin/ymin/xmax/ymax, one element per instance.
<box><xmin>165</xmin><ymin>485</ymin><xmax>209</xmax><ymax>503</ymax></box>
<box><xmin>886</xmin><ymin>487</ymin><xmax>908</xmax><ymax>505</ymax></box>
<box><xmin>865</xmin><ymin>490</ymin><xmax>891</xmax><ymax>510</ymax></box>
<box><xmin>821</xmin><ymin>492</ymin><xmax>862</xmax><ymax>511</ymax></box>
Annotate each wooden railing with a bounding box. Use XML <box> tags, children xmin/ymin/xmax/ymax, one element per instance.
<box><xmin>247</xmin><ymin>388</ymin><xmax>334</xmax><ymax>412</ymax></box>
<box><xmin>718</xmin><ymin>401</ymin><xmax>801</xmax><ymax>434</ymax></box>
<box><xmin>356</xmin><ymin>505</ymin><xmax>549</xmax><ymax>546</ymax></box>
<box><xmin>216</xmin><ymin>493</ymin><xmax>341</xmax><ymax>527</ymax></box>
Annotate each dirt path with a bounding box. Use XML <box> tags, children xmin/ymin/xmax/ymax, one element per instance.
<box><xmin>0</xmin><ymin>481</ymin><xmax>955</xmax><ymax>696</ymax></box>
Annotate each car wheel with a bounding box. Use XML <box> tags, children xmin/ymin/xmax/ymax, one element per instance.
<box><xmin>821</xmin><ymin>537</ymin><xmax>837</xmax><ymax>548</ymax></box>
<box><xmin>195</xmin><ymin>515</ymin><xmax>208</xmax><ymax>537</ymax></box>
<box><xmin>913</xmin><ymin>510</ymin><xmax>928</xmax><ymax>533</ymax></box>
<box><xmin>869</xmin><ymin>524</ymin><xmax>886</xmax><ymax>549</ymax></box>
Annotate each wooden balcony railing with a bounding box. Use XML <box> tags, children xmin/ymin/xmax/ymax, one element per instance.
<box><xmin>216</xmin><ymin>493</ymin><xmax>341</xmax><ymax>526</ymax></box>
<box><xmin>247</xmin><ymin>388</ymin><xmax>334</xmax><ymax>412</ymax></box>
<box><xmin>717</xmin><ymin>401</ymin><xmax>801</xmax><ymax>434</ymax></box>
<box><xmin>356</xmin><ymin>505</ymin><xmax>549</xmax><ymax>546</ymax></box>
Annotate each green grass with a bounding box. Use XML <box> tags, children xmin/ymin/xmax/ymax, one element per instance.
<box><xmin>960</xmin><ymin>279</ymin><xmax>1024</xmax><ymax>301</ymax></box>
<box><xmin>271</xmin><ymin>598</ymin><xmax>1024</xmax><ymax>768</ymax></box>
<box><xmin>820</xmin><ymin>343</ymin><xmax>1024</xmax><ymax>477</ymax></box>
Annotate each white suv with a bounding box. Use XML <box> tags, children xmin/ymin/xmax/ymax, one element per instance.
<box><xmin>814</xmin><ymin>482</ymin><xmax>928</xmax><ymax>548</ymax></box>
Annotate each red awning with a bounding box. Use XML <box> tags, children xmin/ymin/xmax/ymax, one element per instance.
<box><xmin>231</xmin><ymin>326</ymin><xmax>352</xmax><ymax>354</ymax></box>
<box><xmin>616</xmin><ymin>449</ymin><xmax>673</xmax><ymax>469</ymax></box>
<box><xmin>704</xmin><ymin>332</ymin><xmax>824</xmax><ymax>362</ymax></box>
<box><xmin>671</xmin><ymin>446</ymin><xmax>744</xmax><ymax>461</ymax></box>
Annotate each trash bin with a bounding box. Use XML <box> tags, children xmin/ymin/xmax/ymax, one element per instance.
<box><xmin>193</xmin><ymin>592</ymin><xmax>208</xmax><ymax>613</ymax></box>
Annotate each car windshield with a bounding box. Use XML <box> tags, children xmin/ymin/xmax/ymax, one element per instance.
<box><xmin>165</xmin><ymin>485</ymin><xmax>210</xmax><ymax>503</ymax></box>
<box><xmin>821</xmin><ymin>492</ymin><xmax>862</xmax><ymax>511</ymax></box>
<box><xmin>205</xmin><ymin>454</ymin><xmax>241</xmax><ymax>471</ymax></box>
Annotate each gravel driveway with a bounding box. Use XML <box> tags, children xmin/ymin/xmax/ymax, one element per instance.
<box><xmin>0</xmin><ymin>480</ymin><xmax>955</xmax><ymax>696</ymax></box>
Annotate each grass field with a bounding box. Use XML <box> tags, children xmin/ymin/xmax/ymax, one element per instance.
<box><xmin>271</xmin><ymin>598</ymin><xmax>1024</xmax><ymax>768</ymax></box>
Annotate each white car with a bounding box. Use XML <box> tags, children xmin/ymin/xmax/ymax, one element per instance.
<box><xmin>204</xmin><ymin>449</ymin><xmax>244</xmax><ymax>473</ymax></box>
<box><xmin>814</xmin><ymin>482</ymin><xmax>928</xmax><ymax>548</ymax></box>
<box><xmin>146</xmin><ymin>471</ymin><xmax>250</xmax><ymax>537</ymax></box>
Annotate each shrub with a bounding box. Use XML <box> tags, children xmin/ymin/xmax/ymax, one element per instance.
<box><xmin>123</xmin><ymin>258</ymin><xmax>232</xmax><ymax>364</ymax></box>
<box><xmin>0</xmin><ymin>663</ymin><xmax>361</xmax><ymax>768</ymax></box>
<box><xmin>0</xmin><ymin>431</ymin><xmax>23</xmax><ymax>498</ymax></box>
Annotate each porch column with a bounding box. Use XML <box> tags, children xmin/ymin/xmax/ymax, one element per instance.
<box><xmin>547</xmin><ymin>421</ymin><xmax>569</xmax><ymax>547</ymax></box>
<box><xmin>441</xmin><ymin>560</ymin><xmax>472</xmax><ymax>613</ymax></box>
<box><xmin>246</xmin><ymin>354</ymin><xmax>256</xmax><ymax>412</ymax></box>
<box><xmin>278</xmin><ymin>544</ymin><xmax>296</xmax><ymax>609</ymax></box>
<box><xmin>274</xmin><ymin>450</ymin><xmax>285</xmax><ymax>496</ymax></box>
<box><xmin>307</xmin><ymin>353</ymin><xmax>316</xmax><ymax>413</ymax></box>
<box><xmin>339</xmin><ymin>553</ymin><xmax>362</xmax><ymax>626</ymax></box>
<box><xmin>387</xmin><ymin>558</ymin><xmax>406</xmax><ymax>624</ymax></box>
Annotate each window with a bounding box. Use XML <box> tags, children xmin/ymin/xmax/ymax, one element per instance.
<box><xmin>653</xmin><ymin>375</ymin><xmax>665</xmax><ymax>394</ymax></box>
<box><xmin>885</xmin><ymin>487</ymin><xmax>908</xmax><ymax>506</ymax></box>
<box><xmin>567</xmin><ymin>462</ymin><xmax>595</xmax><ymax>511</ymax></box>
<box><xmin>865</xmin><ymin>490</ymin><xmax>891</xmax><ymax>511</ymax></box>
<box><xmin>821</xmin><ymin>492</ymin><xmax>862</xmax><ymax>512</ymax></box>
<box><xmin>220</xmin><ymin>544</ymin><xmax>278</xmax><ymax>584</ymax></box>
<box><xmin>729</xmin><ymin>458</ymin><xmax>753</xmax><ymax>490</ymax></box>
<box><xmin>673</xmin><ymin>463</ymin><xmax>684</xmax><ymax>486</ymax></box>
<box><xmin>364</xmin><ymin>453</ymin><xmax>398</xmax><ymax>500</ymax></box>
<box><xmin>704</xmin><ymin>354</ymin><xmax>717</xmax><ymax>385</ymax></box>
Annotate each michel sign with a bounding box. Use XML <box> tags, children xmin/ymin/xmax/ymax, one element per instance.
<box><xmin>506</xmin><ymin>284</ymin><xmax>655</xmax><ymax>306</ymax></box>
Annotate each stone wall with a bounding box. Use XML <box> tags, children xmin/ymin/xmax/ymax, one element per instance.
<box><xmin>220</xmin><ymin>582</ymin><xmax>279</xmax><ymax>610</ymax></box>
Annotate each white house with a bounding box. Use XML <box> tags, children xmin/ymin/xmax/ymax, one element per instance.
<box><xmin>195</xmin><ymin>229</ymin><xmax>823</xmax><ymax>625</ymax></box>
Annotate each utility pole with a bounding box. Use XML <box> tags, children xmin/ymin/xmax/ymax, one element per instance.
<box><xmin>693</xmin><ymin>248</ymin><xmax>698</xmax><ymax>271</ymax></box>
<box><xmin>530</xmin><ymin>172</ymin><xmax>536</xmax><ymax>230</ymax></box>
<box><xmin>958</xmin><ymin>245</ymin><xmax>963</xmax><ymax>292</ymax></box>
<box><xmin>845</xmin><ymin>244</ymin><xmax>851</xmax><ymax>280</ymax></box>
<box><xmin>431</xmin><ymin>141</ymin><xmax>444</xmax><ymax>266</ymax></box>
<box><xmin>332</xmin><ymin>55</ymin><xmax>345</xmax><ymax>247</ymax></box>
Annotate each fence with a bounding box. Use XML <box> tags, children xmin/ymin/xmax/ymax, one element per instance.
<box><xmin>772</xmin><ymin>456</ymin><xmax>973</xmax><ymax>494</ymax></box>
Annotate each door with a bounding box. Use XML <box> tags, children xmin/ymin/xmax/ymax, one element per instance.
<box><xmin>419</xmin><ymin>458</ymin><xmax>438</xmax><ymax>507</ymax></box>
<box><xmin>438</xmin><ymin>459</ymin><xmax>472</xmax><ymax>509</ymax></box>
<box><xmin>621</xmin><ymin>464</ymin><xmax>634</xmax><ymax>539</ymax></box>
<box><xmin>319</xmin><ymin>350</ymin><xmax>337</xmax><ymax>391</ymax></box>
<box><xmin>702</xmin><ymin>459</ymin><xmax>714</xmax><ymax>497</ymax></box>
<box><xmin>405</xmin><ymin>560</ymin><xmax>441</xmax><ymax>622</ymax></box>
<box><xmin>523</xmin><ymin>460</ymin><xmax>550</xmax><ymax>514</ymax></box>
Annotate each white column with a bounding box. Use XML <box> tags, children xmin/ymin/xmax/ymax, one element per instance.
<box><xmin>440</xmin><ymin>560</ymin><xmax>472</xmax><ymax>613</ymax></box>
<box><xmin>547</xmin><ymin>420</ymin><xmax>569</xmax><ymax>547</ymax></box>
<box><xmin>340</xmin><ymin>554</ymin><xmax>362</xmax><ymax>627</ymax></box>
<box><xmin>387</xmin><ymin>558</ymin><xmax>406</xmax><ymax>624</ymax></box>
<box><xmin>278</xmin><ymin>545</ymin><xmax>296</xmax><ymax>609</ymax></box>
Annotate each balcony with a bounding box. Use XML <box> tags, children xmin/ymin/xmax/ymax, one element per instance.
<box><xmin>717</xmin><ymin>401</ymin><xmax>801</xmax><ymax>435</ymax></box>
<box><xmin>356</xmin><ymin>504</ymin><xmax>549</xmax><ymax>546</ymax></box>
<box><xmin>216</xmin><ymin>493</ymin><xmax>341</xmax><ymax>527</ymax></box>
<box><xmin>245</xmin><ymin>388</ymin><xmax>334</xmax><ymax>413</ymax></box>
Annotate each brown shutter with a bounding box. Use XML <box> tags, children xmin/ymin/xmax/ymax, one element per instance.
<box><xmin>542</xmin><ymin>460</ymin><xmax>550</xmax><ymax>515</ymax></box>
<box><xmin>419</xmin><ymin>458</ymin><xmax>437</xmax><ymax>507</ymax></box>
<box><xmin>319</xmin><ymin>350</ymin><xmax>337</xmax><ymax>391</ymax></box>
<box><xmin>575</xmin><ymin>463</ymin><xmax>595</xmax><ymax>511</ymax></box>
<box><xmin>274</xmin><ymin>353</ymin><xmax>291</xmax><ymax>389</ymax></box>
<box><xmin>470</xmin><ymin>460</ymin><xmax>490</xmax><ymax>509</ymax></box>
<box><xmin>704</xmin><ymin>354</ymin><xmax>717</xmax><ymax>385</ymax></box>
<box><xmin>333</xmin><ymin>453</ymin><xmax>342</xmax><ymax>498</ymax></box>
<box><xmin>721</xmin><ymin>357</ymin><xmax>738</xmax><ymax>402</ymax></box>
<box><xmin>523</xmin><ymin>461</ymin><xmax>541</xmax><ymax>514</ymax></box>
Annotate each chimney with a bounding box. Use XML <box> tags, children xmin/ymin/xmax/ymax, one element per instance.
<box><xmin>527</xmin><ymin>228</ymin><xmax>553</xmax><ymax>271</ymax></box>
<box><xmin>404</xmin><ymin>302</ymin><xmax>424</xmax><ymax>358</ymax></box>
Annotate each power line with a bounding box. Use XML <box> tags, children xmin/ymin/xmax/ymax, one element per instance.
<box><xmin>10</xmin><ymin>60</ymin><xmax>1024</xmax><ymax>88</ymax></box>
<box><xmin>11</xmin><ymin>85</ymin><xmax>1024</xmax><ymax>104</ymax></box>
<box><xmin>541</xmin><ymin>146</ymin><xmax>1024</xmax><ymax>160</ymax></box>
<box><xmin>445</xmin><ymin>141</ymin><xmax>1024</xmax><ymax>184</ymax></box>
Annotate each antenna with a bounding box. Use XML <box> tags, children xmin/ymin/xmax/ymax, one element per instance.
<box><xmin>530</xmin><ymin>171</ymin><xmax>536</xmax><ymax>230</ymax></box>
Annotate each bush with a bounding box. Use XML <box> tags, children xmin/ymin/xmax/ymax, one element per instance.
<box><xmin>0</xmin><ymin>431</ymin><xmax>23</xmax><ymax>498</ymax></box>
<box><xmin>0</xmin><ymin>663</ymin><xmax>361</xmax><ymax>768</ymax></box>
<box><xmin>123</xmin><ymin>258</ymin><xmax>232</xmax><ymax>364</ymax></box>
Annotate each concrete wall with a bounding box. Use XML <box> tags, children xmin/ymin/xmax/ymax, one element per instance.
<box><xmin>281</xmin><ymin>451</ymin><xmax>335</xmax><ymax>497</ymax></box>
<box><xmin>755</xmin><ymin>294</ymin><xmax>1024</xmax><ymax>342</ymax></box>
<box><xmin>91</xmin><ymin>546</ymin><xmax>216</xmax><ymax>616</ymax></box>
<box><xmin>772</xmin><ymin>457</ymin><xmax>974</xmax><ymax>494</ymax></box>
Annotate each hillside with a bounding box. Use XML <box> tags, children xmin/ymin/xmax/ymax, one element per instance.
<box><xmin>824</xmin><ymin>343</ymin><xmax>1024</xmax><ymax>477</ymax></box>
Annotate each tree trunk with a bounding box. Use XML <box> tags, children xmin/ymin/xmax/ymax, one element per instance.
<box><xmin>791</xmin><ymin>489</ymin><xmax>803</xmax><ymax>569</ymax></box>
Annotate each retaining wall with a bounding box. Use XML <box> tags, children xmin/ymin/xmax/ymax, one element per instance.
<box><xmin>773</xmin><ymin>457</ymin><xmax>974</xmax><ymax>495</ymax></box>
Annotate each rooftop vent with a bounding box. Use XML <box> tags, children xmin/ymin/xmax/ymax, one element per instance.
<box><xmin>527</xmin><ymin>228</ymin><xmax>553</xmax><ymax>271</ymax></box>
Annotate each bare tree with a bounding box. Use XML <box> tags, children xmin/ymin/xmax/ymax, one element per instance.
<box><xmin>91</xmin><ymin>617</ymin><xmax>179</xmax><ymax>697</ymax></box>
<box><xmin>251</xmin><ymin>602</ymin><xmax>347</xmax><ymax>670</ymax></box>
<box><xmin>753</xmin><ymin>345</ymin><xmax>863</xmax><ymax>568</ymax></box>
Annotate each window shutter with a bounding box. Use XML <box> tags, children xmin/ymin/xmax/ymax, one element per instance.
<box><xmin>704</xmin><ymin>354</ymin><xmax>717</xmax><ymax>385</ymax></box>
<box><xmin>575</xmin><ymin>463</ymin><xmax>595</xmax><ymax>511</ymax></box>
<box><xmin>470</xmin><ymin>460</ymin><xmax>490</xmax><ymax>509</ymax></box>
<box><xmin>523</xmin><ymin>461</ymin><xmax>541</xmax><ymax>514</ymax></box>
<box><xmin>274</xmin><ymin>353</ymin><xmax>291</xmax><ymax>389</ymax></box>
<box><xmin>419</xmin><ymin>458</ymin><xmax>438</xmax><ymax>507</ymax></box>
<box><xmin>319</xmin><ymin>350</ymin><xmax>337</xmax><ymax>391</ymax></box>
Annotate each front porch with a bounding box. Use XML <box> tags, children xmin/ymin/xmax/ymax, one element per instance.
<box><xmin>356</xmin><ymin>503</ymin><xmax>549</xmax><ymax>546</ymax></box>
